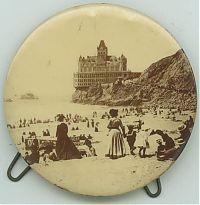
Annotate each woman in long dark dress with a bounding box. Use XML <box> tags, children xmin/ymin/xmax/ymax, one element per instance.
<box><xmin>56</xmin><ymin>114</ymin><xmax>82</xmax><ymax>160</ymax></box>
<box><xmin>105</xmin><ymin>109</ymin><xmax>126</xmax><ymax>159</ymax></box>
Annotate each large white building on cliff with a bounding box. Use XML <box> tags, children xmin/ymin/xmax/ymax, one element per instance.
<box><xmin>73</xmin><ymin>40</ymin><xmax>140</xmax><ymax>88</ymax></box>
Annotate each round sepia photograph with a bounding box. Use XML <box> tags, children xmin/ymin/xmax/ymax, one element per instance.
<box><xmin>4</xmin><ymin>4</ymin><xmax>197</xmax><ymax>196</ymax></box>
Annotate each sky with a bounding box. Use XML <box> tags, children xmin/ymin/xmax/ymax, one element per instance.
<box><xmin>5</xmin><ymin>4</ymin><xmax>180</xmax><ymax>100</ymax></box>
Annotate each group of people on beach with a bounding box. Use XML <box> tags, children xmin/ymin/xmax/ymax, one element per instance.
<box><xmin>105</xmin><ymin>108</ymin><xmax>193</xmax><ymax>161</ymax></box>
<box><xmin>19</xmin><ymin>105</ymin><xmax>194</xmax><ymax>165</ymax></box>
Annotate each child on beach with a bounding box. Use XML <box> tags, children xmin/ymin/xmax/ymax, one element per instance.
<box><xmin>42</xmin><ymin>148</ymin><xmax>57</xmax><ymax>165</ymax></box>
<box><xmin>156</xmin><ymin>139</ymin><xmax>165</xmax><ymax>159</ymax></box>
<box><xmin>84</xmin><ymin>138</ymin><xmax>97</xmax><ymax>157</ymax></box>
<box><xmin>125</xmin><ymin>125</ymin><xmax>136</xmax><ymax>155</ymax></box>
<box><xmin>135</xmin><ymin>128</ymin><xmax>151</xmax><ymax>158</ymax></box>
<box><xmin>88</xmin><ymin>144</ymin><xmax>97</xmax><ymax>157</ymax></box>
<box><xmin>24</xmin><ymin>151</ymin><xmax>31</xmax><ymax>164</ymax></box>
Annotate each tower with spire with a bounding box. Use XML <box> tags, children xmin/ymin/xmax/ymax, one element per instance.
<box><xmin>97</xmin><ymin>40</ymin><xmax>108</xmax><ymax>66</ymax></box>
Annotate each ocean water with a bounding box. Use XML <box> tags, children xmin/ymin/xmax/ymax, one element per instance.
<box><xmin>4</xmin><ymin>99</ymin><xmax>195</xmax><ymax>135</ymax></box>
<box><xmin>4</xmin><ymin>100</ymin><xmax>110</xmax><ymax>124</ymax></box>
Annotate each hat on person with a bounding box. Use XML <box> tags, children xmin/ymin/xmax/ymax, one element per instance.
<box><xmin>32</xmin><ymin>132</ymin><xmax>36</xmax><ymax>136</ymax></box>
<box><xmin>178</xmin><ymin>124</ymin><xmax>186</xmax><ymax>132</ymax></box>
<box><xmin>109</xmin><ymin>109</ymin><xmax>118</xmax><ymax>117</ymax></box>
<box><xmin>57</xmin><ymin>114</ymin><xmax>66</xmax><ymax>122</ymax></box>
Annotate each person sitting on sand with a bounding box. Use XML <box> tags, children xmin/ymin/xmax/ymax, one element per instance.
<box><xmin>151</xmin><ymin>130</ymin><xmax>175</xmax><ymax>150</ymax></box>
<box><xmin>46</xmin><ymin>129</ymin><xmax>50</xmax><ymax>136</ymax></box>
<box><xmin>155</xmin><ymin>139</ymin><xmax>165</xmax><ymax>159</ymax></box>
<box><xmin>26</xmin><ymin>135</ymin><xmax>40</xmax><ymax>165</ymax></box>
<box><xmin>151</xmin><ymin>130</ymin><xmax>176</xmax><ymax>160</ymax></box>
<box><xmin>24</xmin><ymin>152</ymin><xmax>31</xmax><ymax>164</ymax></box>
<box><xmin>79</xmin><ymin>134</ymin><xmax>84</xmax><ymax>140</ymax></box>
<box><xmin>155</xmin><ymin>138</ymin><xmax>177</xmax><ymax>161</ymax></box>
<box><xmin>42</xmin><ymin>146</ymin><xmax>57</xmax><ymax>165</ymax></box>
<box><xmin>184</xmin><ymin>116</ymin><xmax>194</xmax><ymax>129</ymax></box>
<box><xmin>84</xmin><ymin>138</ymin><xmax>97</xmax><ymax>157</ymax></box>
<box><xmin>84</xmin><ymin>137</ymin><xmax>92</xmax><ymax>147</ymax></box>
<box><xmin>125</xmin><ymin>125</ymin><xmax>136</xmax><ymax>155</ymax></box>
<box><xmin>162</xmin><ymin>133</ymin><xmax>175</xmax><ymax>151</ymax></box>
<box><xmin>31</xmin><ymin>134</ymin><xmax>39</xmax><ymax>149</ymax></box>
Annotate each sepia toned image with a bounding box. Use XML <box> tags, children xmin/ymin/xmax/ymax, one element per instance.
<box><xmin>4</xmin><ymin>4</ymin><xmax>197</xmax><ymax>196</ymax></box>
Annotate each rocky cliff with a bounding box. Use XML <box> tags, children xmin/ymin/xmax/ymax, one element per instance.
<box><xmin>72</xmin><ymin>50</ymin><xmax>197</xmax><ymax>110</ymax></box>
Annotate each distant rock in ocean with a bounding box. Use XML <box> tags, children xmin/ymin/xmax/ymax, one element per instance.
<box><xmin>72</xmin><ymin>49</ymin><xmax>197</xmax><ymax>110</ymax></box>
<box><xmin>20</xmin><ymin>93</ymin><xmax>39</xmax><ymax>100</ymax></box>
<box><xmin>4</xmin><ymin>98</ymin><xmax>13</xmax><ymax>102</ymax></box>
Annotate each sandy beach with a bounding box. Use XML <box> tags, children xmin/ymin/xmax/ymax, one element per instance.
<box><xmin>5</xmin><ymin>100</ymin><xmax>195</xmax><ymax>196</ymax></box>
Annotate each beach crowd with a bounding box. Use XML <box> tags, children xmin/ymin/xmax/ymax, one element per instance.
<box><xmin>8</xmin><ymin>106</ymin><xmax>194</xmax><ymax>165</ymax></box>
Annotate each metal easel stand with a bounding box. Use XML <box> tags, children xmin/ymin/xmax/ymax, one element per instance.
<box><xmin>7</xmin><ymin>152</ymin><xmax>162</xmax><ymax>198</ymax></box>
<box><xmin>143</xmin><ymin>178</ymin><xmax>162</xmax><ymax>198</ymax></box>
<box><xmin>7</xmin><ymin>152</ymin><xmax>31</xmax><ymax>182</ymax></box>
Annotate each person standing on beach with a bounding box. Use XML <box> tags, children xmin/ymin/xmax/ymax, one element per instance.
<box><xmin>95</xmin><ymin>122</ymin><xmax>99</xmax><ymax>132</ymax></box>
<box><xmin>125</xmin><ymin>125</ymin><xmax>136</xmax><ymax>155</ymax></box>
<box><xmin>21</xmin><ymin>132</ymin><xmax>26</xmax><ymax>143</ymax></box>
<box><xmin>138</xmin><ymin>119</ymin><xmax>143</xmax><ymax>131</ymax></box>
<box><xmin>105</xmin><ymin>109</ymin><xmax>126</xmax><ymax>159</ymax></box>
<box><xmin>55</xmin><ymin>114</ymin><xmax>82</xmax><ymax>160</ymax></box>
<box><xmin>87</xmin><ymin>119</ymin><xmax>90</xmax><ymax>128</ymax></box>
<box><xmin>91</xmin><ymin>119</ymin><xmax>95</xmax><ymax>128</ymax></box>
